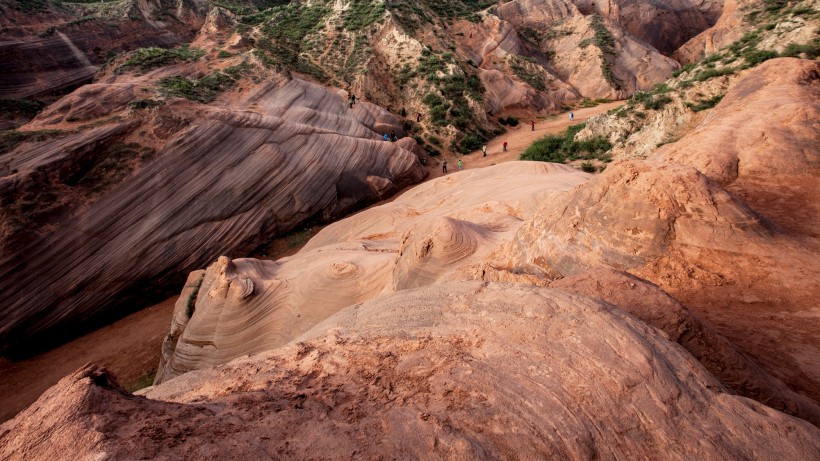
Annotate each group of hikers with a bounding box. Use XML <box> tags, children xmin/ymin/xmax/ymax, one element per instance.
<box><xmin>358</xmin><ymin>88</ymin><xmax>580</xmax><ymax>176</ymax></box>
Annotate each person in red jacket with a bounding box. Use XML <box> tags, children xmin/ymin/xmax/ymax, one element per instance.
<box><xmin>503</xmin><ymin>141</ymin><xmax>508</xmax><ymax>152</ymax></box>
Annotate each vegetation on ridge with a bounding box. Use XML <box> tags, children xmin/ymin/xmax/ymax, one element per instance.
<box><xmin>520</xmin><ymin>123</ymin><xmax>612</xmax><ymax>164</ymax></box>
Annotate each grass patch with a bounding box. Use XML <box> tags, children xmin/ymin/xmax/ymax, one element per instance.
<box><xmin>117</xmin><ymin>45</ymin><xmax>205</xmax><ymax>73</ymax></box>
<box><xmin>342</xmin><ymin>0</ymin><xmax>386</xmax><ymax>31</ymax></box>
<box><xmin>0</xmin><ymin>99</ymin><xmax>46</xmax><ymax>119</ymax></box>
<box><xmin>127</xmin><ymin>98</ymin><xmax>164</xmax><ymax>110</ymax></box>
<box><xmin>157</xmin><ymin>67</ymin><xmax>242</xmax><ymax>103</ymax></box>
<box><xmin>0</xmin><ymin>129</ymin><xmax>64</xmax><ymax>155</ymax></box>
<box><xmin>577</xmin><ymin>98</ymin><xmax>610</xmax><ymax>108</ymax></box>
<box><xmin>686</xmin><ymin>94</ymin><xmax>724</xmax><ymax>112</ymax></box>
<box><xmin>73</xmin><ymin>142</ymin><xmax>155</xmax><ymax>196</ymax></box>
<box><xmin>520</xmin><ymin>123</ymin><xmax>612</xmax><ymax>163</ymax></box>
<box><xmin>589</xmin><ymin>14</ymin><xmax>620</xmax><ymax>89</ymax></box>
<box><xmin>692</xmin><ymin>66</ymin><xmax>736</xmax><ymax>82</ymax></box>
<box><xmin>781</xmin><ymin>39</ymin><xmax>820</xmax><ymax>59</ymax></box>
<box><xmin>629</xmin><ymin>91</ymin><xmax>673</xmax><ymax>110</ymax></box>
<box><xmin>509</xmin><ymin>56</ymin><xmax>547</xmax><ymax>92</ymax></box>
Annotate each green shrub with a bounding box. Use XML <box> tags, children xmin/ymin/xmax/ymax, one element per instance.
<box><xmin>743</xmin><ymin>49</ymin><xmax>778</xmax><ymax>66</ymax></box>
<box><xmin>520</xmin><ymin>123</ymin><xmax>612</xmax><ymax>163</ymax></box>
<box><xmin>460</xmin><ymin>133</ymin><xmax>483</xmax><ymax>152</ymax></box>
<box><xmin>217</xmin><ymin>50</ymin><xmax>233</xmax><ymax>59</ymax></box>
<box><xmin>118</xmin><ymin>45</ymin><xmax>205</xmax><ymax>73</ymax></box>
<box><xmin>498</xmin><ymin>116</ymin><xmax>519</xmax><ymax>126</ymax></box>
<box><xmin>686</xmin><ymin>94</ymin><xmax>724</xmax><ymax>112</ymax></box>
<box><xmin>580</xmin><ymin>161</ymin><xmax>596</xmax><ymax>173</ymax></box>
<box><xmin>693</xmin><ymin>66</ymin><xmax>735</xmax><ymax>82</ymax></box>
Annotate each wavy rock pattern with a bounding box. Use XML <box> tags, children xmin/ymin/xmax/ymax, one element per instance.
<box><xmin>0</xmin><ymin>76</ymin><xmax>424</xmax><ymax>354</ymax></box>
<box><xmin>2</xmin><ymin>283</ymin><xmax>819</xmax><ymax>460</ymax></box>
<box><xmin>154</xmin><ymin>163</ymin><xmax>589</xmax><ymax>382</ymax></box>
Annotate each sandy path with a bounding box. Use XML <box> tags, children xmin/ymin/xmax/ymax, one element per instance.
<box><xmin>0</xmin><ymin>298</ymin><xmax>175</xmax><ymax>422</ymax></box>
<box><xmin>0</xmin><ymin>101</ymin><xmax>623</xmax><ymax>422</ymax></box>
<box><xmin>426</xmin><ymin>100</ymin><xmax>625</xmax><ymax>178</ymax></box>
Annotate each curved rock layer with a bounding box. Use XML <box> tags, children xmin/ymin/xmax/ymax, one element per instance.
<box><xmin>654</xmin><ymin>58</ymin><xmax>820</xmax><ymax>237</ymax></box>
<box><xmin>153</xmin><ymin>159</ymin><xmax>820</xmax><ymax>425</ymax></box>
<box><xmin>154</xmin><ymin>162</ymin><xmax>589</xmax><ymax>383</ymax></box>
<box><xmin>0</xmin><ymin>15</ymin><xmax>185</xmax><ymax>99</ymax></box>
<box><xmin>551</xmin><ymin>269</ymin><xmax>820</xmax><ymax>425</ymax></box>
<box><xmin>2</xmin><ymin>283</ymin><xmax>819</xmax><ymax>460</ymax></box>
<box><xmin>0</xmin><ymin>76</ymin><xmax>424</xmax><ymax>355</ymax></box>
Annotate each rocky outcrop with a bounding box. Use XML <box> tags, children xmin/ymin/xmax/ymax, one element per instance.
<box><xmin>0</xmin><ymin>76</ymin><xmax>425</xmax><ymax>355</ymax></box>
<box><xmin>2</xmin><ymin>283</ymin><xmax>819</xmax><ymax>460</ymax></box>
<box><xmin>673</xmin><ymin>0</ymin><xmax>743</xmax><ymax>63</ymax></box>
<box><xmin>551</xmin><ymin>268</ymin><xmax>820</xmax><ymax>425</ymax></box>
<box><xmin>545</xmin><ymin>15</ymin><xmax>679</xmax><ymax>99</ymax></box>
<box><xmin>154</xmin><ymin>162</ymin><xmax>589</xmax><ymax>383</ymax></box>
<box><xmin>599</xmin><ymin>0</ymin><xmax>723</xmax><ymax>55</ymax></box>
<box><xmin>654</xmin><ymin>58</ymin><xmax>820</xmax><ymax>236</ymax></box>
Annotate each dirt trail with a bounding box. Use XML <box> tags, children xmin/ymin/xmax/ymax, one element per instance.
<box><xmin>426</xmin><ymin>101</ymin><xmax>625</xmax><ymax>178</ymax></box>
<box><xmin>0</xmin><ymin>101</ymin><xmax>622</xmax><ymax>423</ymax></box>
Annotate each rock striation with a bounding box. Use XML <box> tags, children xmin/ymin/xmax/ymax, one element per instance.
<box><xmin>2</xmin><ymin>283</ymin><xmax>819</xmax><ymax>460</ymax></box>
<box><xmin>154</xmin><ymin>162</ymin><xmax>589</xmax><ymax>383</ymax></box>
<box><xmin>0</xmin><ymin>75</ymin><xmax>425</xmax><ymax>355</ymax></box>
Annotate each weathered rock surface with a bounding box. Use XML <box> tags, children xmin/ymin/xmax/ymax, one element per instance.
<box><xmin>544</xmin><ymin>15</ymin><xmax>680</xmax><ymax>99</ymax></box>
<box><xmin>154</xmin><ymin>162</ymin><xmax>589</xmax><ymax>383</ymax></box>
<box><xmin>0</xmin><ymin>76</ymin><xmax>425</xmax><ymax>355</ymax></box>
<box><xmin>597</xmin><ymin>0</ymin><xmax>723</xmax><ymax>55</ymax></box>
<box><xmin>551</xmin><ymin>268</ymin><xmax>820</xmax><ymax>425</ymax></box>
<box><xmin>3</xmin><ymin>282</ymin><xmax>819</xmax><ymax>460</ymax></box>
<box><xmin>654</xmin><ymin>58</ymin><xmax>820</xmax><ymax>236</ymax></box>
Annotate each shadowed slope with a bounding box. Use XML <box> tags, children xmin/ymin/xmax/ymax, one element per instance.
<box><xmin>0</xmin><ymin>76</ymin><xmax>424</xmax><ymax>355</ymax></box>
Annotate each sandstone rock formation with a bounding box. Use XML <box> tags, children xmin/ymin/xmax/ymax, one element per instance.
<box><xmin>2</xmin><ymin>283</ymin><xmax>819</xmax><ymax>460</ymax></box>
<box><xmin>551</xmin><ymin>269</ymin><xmax>820</xmax><ymax>425</ymax></box>
<box><xmin>154</xmin><ymin>162</ymin><xmax>590</xmax><ymax>383</ymax></box>
<box><xmin>654</xmin><ymin>58</ymin><xmax>820</xmax><ymax>236</ymax></box>
<box><xmin>0</xmin><ymin>75</ymin><xmax>425</xmax><ymax>355</ymax></box>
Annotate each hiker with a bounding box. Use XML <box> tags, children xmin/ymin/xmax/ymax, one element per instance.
<box><xmin>502</xmin><ymin>141</ymin><xmax>508</xmax><ymax>152</ymax></box>
<box><xmin>531</xmin><ymin>120</ymin><xmax>535</xmax><ymax>131</ymax></box>
<box><xmin>348</xmin><ymin>95</ymin><xmax>353</xmax><ymax>109</ymax></box>
<box><xmin>391</xmin><ymin>130</ymin><xmax>396</xmax><ymax>142</ymax></box>
<box><xmin>569</xmin><ymin>111</ymin><xmax>574</xmax><ymax>121</ymax></box>
<box><xmin>351</xmin><ymin>94</ymin><xmax>356</xmax><ymax>105</ymax></box>
<box><xmin>416</xmin><ymin>113</ymin><xmax>422</xmax><ymax>122</ymax></box>
<box><xmin>442</xmin><ymin>160</ymin><xmax>448</xmax><ymax>173</ymax></box>
<box><xmin>482</xmin><ymin>144</ymin><xmax>487</xmax><ymax>157</ymax></box>
<box><xmin>383</xmin><ymin>133</ymin><xmax>389</xmax><ymax>141</ymax></box>
<box><xmin>458</xmin><ymin>159</ymin><xmax>463</xmax><ymax>170</ymax></box>
<box><xmin>400</xmin><ymin>107</ymin><xmax>407</xmax><ymax>117</ymax></box>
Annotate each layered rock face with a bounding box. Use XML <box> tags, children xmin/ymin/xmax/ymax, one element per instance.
<box><xmin>154</xmin><ymin>162</ymin><xmax>589</xmax><ymax>383</ymax></box>
<box><xmin>0</xmin><ymin>0</ymin><xmax>197</xmax><ymax>99</ymax></box>
<box><xmin>0</xmin><ymin>75</ymin><xmax>425</xmax><ymax>355</ymax></box>
<box><xmin>2</xmin><ymin>283</ymin><xmax>819</xmax><ymax>460</ymax></box>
